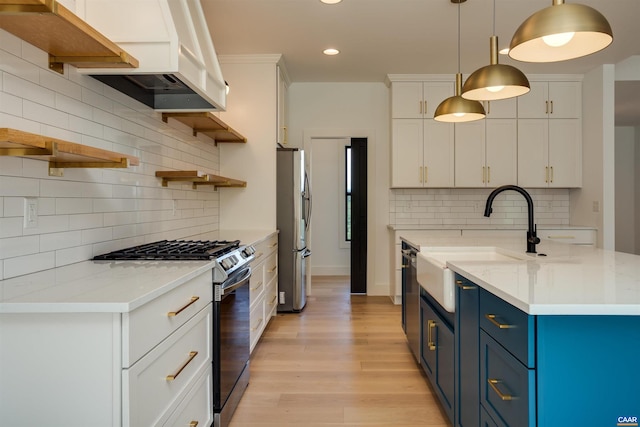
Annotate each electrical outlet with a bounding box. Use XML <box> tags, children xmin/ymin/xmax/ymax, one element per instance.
<box><xmin>279</xmin><ymin>291</ymin><xmax>285</xmax><ymax>304</ymax></box>
<box><xmin>23</xmin><ymin>197</ymin><xmax>38</xmax><ymax>229</ymax></box>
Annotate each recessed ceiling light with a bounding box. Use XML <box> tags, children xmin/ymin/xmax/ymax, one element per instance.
<box><xmin>320</xmin><ymin>0</ymin><xmax>342</xmax><ymax>4</ymax></box>
<box><xmin>323</xmin><ymin>48</ymin><xmax>340</xmax><ymax>55</ymax></box>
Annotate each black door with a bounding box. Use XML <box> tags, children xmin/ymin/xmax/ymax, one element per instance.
<box><xmin>350</xmin><ymin>138</ymin><xmax>367</xmax><ymax>294</ymax></box>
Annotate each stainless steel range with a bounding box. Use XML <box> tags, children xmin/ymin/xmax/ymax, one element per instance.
<box><xmin>94</xmin><ymin>239</ymin><xmax>255</xmax><ymax>427</ymax></box>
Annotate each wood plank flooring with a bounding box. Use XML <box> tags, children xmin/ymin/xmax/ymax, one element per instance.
<box><xmin>229</xmin><ymin>276</ymin><xmax>451</xmax><ymax>427</ymax></box>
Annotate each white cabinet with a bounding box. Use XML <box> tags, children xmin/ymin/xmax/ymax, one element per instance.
<box><xmin>392</xmin><ymin>81</ymin><xmax>454</xmax><ymax>119</ymax></box>
<box><xmin>392</xmin><ymin>119</ymin><xmax>454</xmax><ymax>188</ymax></box>
<box><xmin>517</xmin><ymin>80</ymin><xmax>582</xmax><ymax>188</ymax></box>
<box><xmin>518</xmin><ymin>81</ymin><xmax>581</xmax><ymax>119</ymax></box>
<box><xmin>483</xmin><ymin>98</ymin><xmax>517</xmax><ymax>119</ymax></box>
<box><xmin>517</xmin><ymin>119</ymin><xmax>581</xmax><ymax>187</ymax></box>
<box><xmin>454</xmin><ymin>119</ymin><xmax>517</xmax><ymax>188</ymax></box>
<box><xmin>248</xmin><ymin>232</ymin><xmax>278</xmax><ymax>353</ymax></box>
<box><xmin>277</xmin><ymin>65</ymin><xmax>289</xmax><ymax>145</ymax></box>
<box><xmin>0</xmin><ymin>270</ymin><xmax>214</xmax><ymax>427</ymax></box>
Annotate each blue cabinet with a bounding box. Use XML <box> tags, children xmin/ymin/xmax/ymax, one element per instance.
<box><xmin>455</xmin><ymin>276</ymin><xmax>479</xmax><ymax>427</ymax></box>
<box><xmin>456</xmin><ymin>273</ymin><xmax>640</xmax><ymax>427</ymax></box>
<box><xmin>420</xmin><ymin>290</ymin><xmax>454</xmax><ymax>423</ymax></box>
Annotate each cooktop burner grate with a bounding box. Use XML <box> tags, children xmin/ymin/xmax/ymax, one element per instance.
<box><xmin>93</xmin><ymin>239</ymin><xmax>241</xmax><ymax>261</ymax></box>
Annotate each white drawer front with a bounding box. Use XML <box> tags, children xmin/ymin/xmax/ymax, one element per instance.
<box><xmin>249</xmin><ymin>262</ymin><xmax>265</xmax><ymax>307</ymax></box>
<box><xmin>124</xmin><ymin>304</ymin><xmax>212</xmax><ymax>427</ymax></box>
<box><xmin>123</xmin><ymin>271</ymin><xmax>212</xmax><ymax>367</ymax></box>
<box><xmin>265</xmin><ymin>277</ymin><xmax>278</xmax><ymax>319</ymax></box>
<box><xmin>264</xmin><ymin>252</ymin><xmax>278</xmax><ymax>285</ymax></box>
<box><xmin>538</xmin><ymin>228</ymin><xmax>596</xmax><ymax>245</ymax></box>
<box><xmin>161</xmin><ymin>367</ymin><xmax>212</xmax><ymax>427</ymax></box>
<box><xmin>250</xmin><ymin>296</ymin><xmax>265</xmax><ymax>353</ymax></box>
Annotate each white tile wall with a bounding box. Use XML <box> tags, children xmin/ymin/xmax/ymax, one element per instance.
<box><xmin>389</xmin><ymin>188</ymin><xmax>570</xmax><ymax>227</ymax></box>
<box><xmin>0</xmin><ymin>29</ymin><xmax>223</xmax><ymax>280</ymax></box>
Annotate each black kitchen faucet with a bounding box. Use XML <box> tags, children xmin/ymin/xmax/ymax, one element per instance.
<box><xmin>484</xmin><ymin>185</ymin><xmax>541</xmax><ymax>254</ymax></box>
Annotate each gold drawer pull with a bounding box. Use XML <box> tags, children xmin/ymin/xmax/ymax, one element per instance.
<box><xmin>251</xmin><ymin>318</ymin><xmax>264</xmax><ymax>331</ymax></box>
<box><xmin>255</xmin><ymin>251</ymin><xmax>264</xmax><ymax>259</ymax></box>
<box><xmin>485</xmin><ymin>314</ymin><xmax>515</xmax><ymax>329</ymax></box>
<box><xmin>250</xmin><ymin>281</ymin><xmax>264</xmax><ymax>291</ymax></box>
<box><xmin>267</xmin><ymin>265</ymin><xmax>277</xmax><ymax>273</ymax></box>
<box><xmin>427</xmin><ymin>320</ymin><xmax>436</xmax><ymax>351</ymax></box>
<box><xmin>166</xmin><ymin>351</ymin><xmax>198</xmax><ymax>381</ymax></box>
<box><xmin>488</xmin><ymin>379</ymin><xmax>514</xmax><ymax>401</ymax></box>
<box><xmin>190</xmin><ymin>421</ymin><xmax>199</xmax><ymax>427</ymax></box>
<box><xmin>547</xmin><ymin>235</ymin><xmax>575</xmax><ymax>239</ymax></box>
<box><xmin>269</xmin><ymin>242</ymin><xmax>278</xmax><ymax>248</ymax></box>
<box><xmin>268</xmin><ymin>295</ymin><xmax>278</xmax><ymax>305</ymax></box>
<box><xmin>455</xmin><ymin>280</ymin><xmax>476</xmax><ymax>290</ymax></box>
<box><xmin>167</xmin><ymin>296</ymin><xmax>199</xmax><ymax>317</ymax></box>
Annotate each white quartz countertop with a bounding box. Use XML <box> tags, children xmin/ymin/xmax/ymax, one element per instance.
<box><xmin>401</xmin><ymin>233</ymin><xmax>640</xmax><ymax>316</ymax></box>
<box><xmin>0</xmin><ymin>260</ymin><xmax>215</xmax><ymax>314</ymax></box>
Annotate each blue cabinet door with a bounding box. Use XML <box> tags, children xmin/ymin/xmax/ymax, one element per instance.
<box><xmin>455</xmin><ymin>275</ymin><xmax>480</xmax><ymax>427</ymax></box>
<box><xmin>421</xmin><ymin>295</ymin><xmax>454</xmax><ymax>422</ymax></box>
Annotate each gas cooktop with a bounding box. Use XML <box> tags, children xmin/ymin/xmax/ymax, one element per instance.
<box><xmin>92</xmin><ymin>239</ymin><xmax>241</xmax><ymax>261</ymax></box>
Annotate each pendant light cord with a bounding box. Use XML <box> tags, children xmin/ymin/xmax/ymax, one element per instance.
<box><xmin>492</xmin><ymin>0</ymin><xmax>496</xmax><ymax>36</ymax></box>
<box><xmin>457</xmin><ymin>1</ymin><xmax>461</xmax><ymax>72</ymax></box>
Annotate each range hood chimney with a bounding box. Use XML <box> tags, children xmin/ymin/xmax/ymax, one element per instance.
<box><xmin>74</xmin><ymin>0</ymin><xmax>226</xmax><ymax>111</ymax></box>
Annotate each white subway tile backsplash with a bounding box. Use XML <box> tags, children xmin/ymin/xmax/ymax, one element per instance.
<box><xmin>0</xmin><ymin>217</ymin><xmax>22</xmax><ymax>238</ymax></box>
<box><xmin>55</xmin><ymin>245</ymin><xmax>93</xmax><ymax>268</ymax></box>
<box><xmin>56</xmin><ymin>198</ymin><xmax>93</xmax><ymax>215</ymax></box>
<box><xmin>24</xmin><ymin>100</ymin><xmax>69</xmax><ymax>128</ymax></box>
<box><xmin>4</xmin><ymin>251</ymin><xmax>55</xmax><ymax>278</ymax></box>
<box><xmin>68</xmin><ymin>213</ymin><xmax>104</xmax><ymax>230</ymax></box>
<box><xmin>0</xmin><ymin>91</ymin><xmax>23</xmax><ymax>115</ymax></box>
<box><xmin>3</xmin><ymin>72</ymin><xmax>55</xmax><ymax>107</ymax></box>
<box><xmin>40</xmin><ymin>231</ymin><xmax>82</xmax><ymax>252</ymax></box>
<box><xmin>0</xmin><ymin>235</ymin><xmax>39</xmax><ymax>258</ymax></box>
<box><xmin>0</xmin><ymin>176</ymin><xmax>39</xmax><ymax>197</ymax></box>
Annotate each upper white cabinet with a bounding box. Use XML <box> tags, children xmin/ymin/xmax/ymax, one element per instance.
<box><xmin>277</xmin><ymin>65</ymin><xmax>289</xmax><ymax>145</ymax></box>
<box><xmin>517</xmin><ymin>79</ymin><xmax>582</xmax><ymax>187</ymax></box>
<box><xmin>454</xmin><ymin>119</ymin><xmax>517</xmax><ymax>188</ymax></box>
<box><xmin>392</xmin><ymin>81</ymin><xmax>454</xmax><ymax>119</ymax></box>
<box><xmin>483</xmin><ymin>98</ymin><xmax>517</xmax><ymax>119</ymax></box>
<box><xmin>392</xmin><ymin>119</ymin><xmax>455</xmax><ymax>188</ymax></box>
<box><xmin>518</xmin><ymin>81</ymin><xmax>581</xmax><ymax>119</ymax></box>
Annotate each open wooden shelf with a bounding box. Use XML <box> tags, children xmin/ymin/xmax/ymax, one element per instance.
<box><xmin>162</xmin><ymin>112</ymin><xmax>247</xmax><ymax>144</ymax></box>
<box><xmin>0</xmin><ymin>0</ymin><xmax>139</xmax><ymax>74</ymax></box>
<box><xmin>0</xmin><ymin>128</ymin><xmax>140</xmax><ymax>176</ymax></box>
<box><xmin>155</xmin><ymin>170</ymin><xmax>247</xmax><ymax>190</ymax></box>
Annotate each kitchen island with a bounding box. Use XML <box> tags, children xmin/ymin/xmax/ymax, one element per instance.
<box><xmin>400</xmin><ymin>233</ymin><xmax>640</xmax><ymax>427</ymax></box>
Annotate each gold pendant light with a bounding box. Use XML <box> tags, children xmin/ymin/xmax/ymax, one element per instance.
<box><xmin>509</xmin><ymin>0</ymin><xmax>613</xmax><ymax>63</ymax></box>
<box><xmin>461</xmin><ymin>0</ymin><xmax>529</xmax><ymax>101</ymax></box>
<box><xmin>434</xmin><ymin>0</ymin><xmax>485</xmax><ymax>123</ymax></box>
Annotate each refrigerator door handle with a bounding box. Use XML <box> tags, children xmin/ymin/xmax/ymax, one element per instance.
<box><xmin>302</xmin><ymin>248</ymin><xmax>312</xmax><ymax>258</ymax></box>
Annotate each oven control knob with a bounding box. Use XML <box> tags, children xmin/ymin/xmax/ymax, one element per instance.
<box><xmin>242</xmin><ymin>246</ymin><xmax>255</xmax><ymax>257</ymax></box>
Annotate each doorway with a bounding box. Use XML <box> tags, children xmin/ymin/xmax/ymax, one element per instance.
<box><xmin>307</xmin><ymin>134</ymin><xmax>369</xmax><ymax>294</ymax></box>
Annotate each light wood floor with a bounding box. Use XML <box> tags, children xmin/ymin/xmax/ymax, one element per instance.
<box><xmin>229</xmin><ymin>276</ymin><xmax>451</xmax><ymax>427</ymax></box>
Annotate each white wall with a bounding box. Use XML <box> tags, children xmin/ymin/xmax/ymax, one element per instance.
<box><xmin>0</xmin><ymin>29</ymin><xmax>224</xmax><ymax>280</ymax></box>
<box><xmin>217</xmin><ymin>55</ymin><xmax>279</xmax><ymax>231</ymax></box>
<box><xmin>615</xmin><ymin>126</ymin><xmax>636</xmax><ymax>254</ymax></box>
<box><xmin>309</xmin><ymin>138</ymin><xmax>350</xmax><ymax>275</ymax></box>
<box><xmin>570</xmin><ymin>65</ymin><xmax>616</xmax><ymax>249</ymax></box>
<box><xmin>289</xmin><ymin>82</ymin><xmax>390</xmax><ymax>296</ymax></box>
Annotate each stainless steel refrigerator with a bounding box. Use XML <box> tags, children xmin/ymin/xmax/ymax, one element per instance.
<box><xmin>277</xmin><ymin>148</ymin><xmax>311</xmax><ymax>312</ymax></box>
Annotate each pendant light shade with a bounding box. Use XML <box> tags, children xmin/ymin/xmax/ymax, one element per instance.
<box><xmin>434</xmin><ymin>0</ymin><xmax>485</xmax><ymax>123</ymax></box>
<box><xmin>435</xmin><ymin>73</ymin><xmax>485</xmax><ymax>122</ymax></box>
<box><xmin>461</xmin><ymin>35</ymin><xmax>530</xmax><ymax>101</ymax></box>
<box><xmin>509</xmin><ymin>0</ymin><xmax>612</xmax><ymax>63</ymax></box>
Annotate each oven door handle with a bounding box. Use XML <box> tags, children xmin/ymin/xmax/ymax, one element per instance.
<box><xmin>220</xmin><ymin>267</ymin><xmax>252</xmax><ymax>295</ymax></box>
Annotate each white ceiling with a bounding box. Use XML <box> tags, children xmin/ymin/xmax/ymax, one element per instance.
<box><xmin>202</xmin><ymin>0</ymin><xmax>640</xmax><ymax>125</ymax></box>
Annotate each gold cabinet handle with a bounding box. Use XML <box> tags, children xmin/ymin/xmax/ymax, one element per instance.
<box><xmin>255</xmin><ymin>251</ymin><xmax>264</xmax><ymax>260</ymax></box>
<box><xmin>167</xmin><ymin>296</ymin><xmax>199</xmax><ymax>317</ymax></box>
<box><xmin>190</xmin><ymin>421</ymin><xmax>199</xmax><ymax>427</ymax></box>
<box><xmin>546</xmin><ymin>235</ymin><xmax>575</xmax><ymax>239</ymax></box>
<box><xmin>550</xmin><ymin>100</ymin><xmax>554</xmax><ymax>114</ymax></box>
<box><xmin>550</xmin><ymin>166</ymin><xmax>554</xmax><ymax>183</ymax></box>
<box><xmin>419</xmin><ymin>166</ymin><xmax>423</xmax><ymax>183</ymax></box>
<box><xmin>487</xmin><ymin>166</ymin><xmax>491</xmax><ymax>183</ymax></box>
<box><xmin>455</xmin><ymin>280</ymin><xmax>476</xmax><ymax>291</ymax></box>
<box><xmin>427</xmin><ymin>319</ymin><xmax>437</xmax><ymax>351</ymax></box>
<box><xmin>545</xmin><ymin>100</ymin><xmax>549</xmax><ymax>114</ymax></box>
<box><xmin>166</xmin><ymin>351</ymin><xmax>198</xmax><ymax>381</ymax></box>
<box><xmin>251</xmin><ymin>318</ymin><xmax>264</xmax><ymax>332</ymax></box>
<box><xmin>488</xmin><ymin>379</ymin><xmax>514</xmax><ymax>401</ymax></box>
<box><xmin>419</xmin><ymin>100</ymin><xmax>423</xmax><ymax>115</ymax></box>
<box><xmin>423</xmin><ymin>166</ymin><xmax>428</xmax><ymax>183</ymax></box>
<box><xmin>250</xmin><ymin>281</ymin><xmax>263</xmax><ymax>291</ymax></box>
<box><xmin>267</xmin><ymin>265</ymin><xmax>277</xmax><ymax>273</ymax></box>
<box><xmin>485</xmin><ymin>314</ymin><xmax>515</xmax><ymax>329</ymax></box>
<box><xmin>545</xmin><ymin>166</ymin><xmax>549</xmax><ymax>183</ymax></box>
<box><xmin>268</xmin><ymin>295</ymin><xmax>278</xmax><ymax>305</ymax></box>
<box><xmin>269</xmin><ymin>242</ymin><xmax>278</xmax><ymax>248</ymax></box>
<box><xmin>424</xmin><ymin>101</ymin><xmax>427</xmax><ymax>116</ymax></box>
<box><xmin>283</xmin><ymin>126</ymin><xmax>288</xmax><ymax>144</ymax></box>
<box><xmin>482</xmin><ymin>166</ymin><xmax>486</xmax><ymax>183</ymax></box>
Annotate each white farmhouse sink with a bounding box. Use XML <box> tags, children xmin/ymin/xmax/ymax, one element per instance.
<box><xmin>417</xmin><ymin>247</ymin><xmax>530</xmax><ymax>313</ymax></box>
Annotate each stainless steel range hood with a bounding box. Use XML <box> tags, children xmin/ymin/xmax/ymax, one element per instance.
<box><xmin>74</xmin><ymin>0</ymin><xmax>226</xmax><ymax>111</ymax></box>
